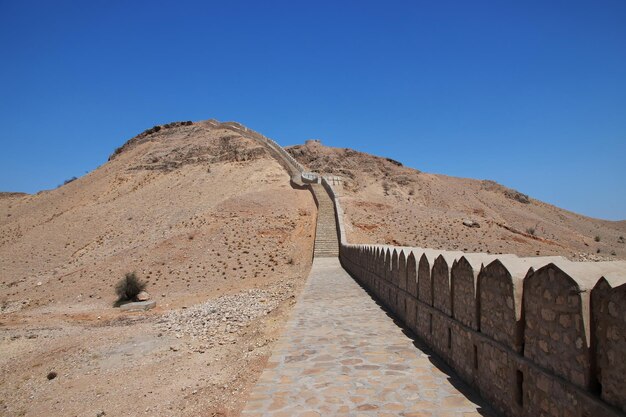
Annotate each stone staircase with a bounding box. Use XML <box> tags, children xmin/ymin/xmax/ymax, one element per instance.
<box><xmin>216</xmin><ymin>120</ymin><xmax>339</xmax><ymax>258</ymax></box>
<box><xmin>310</xmin><ymin>183</ymin><xmax>339</xmax><ymax>258</ymax></box>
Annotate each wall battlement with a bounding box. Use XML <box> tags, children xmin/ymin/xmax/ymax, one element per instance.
<box><xmin>217</xmin><ymin>123</ymin><xmax>625</xmax><ymax>417</ymax></box>
<box><xmin>306</xmin><ymin>159</ymin><xmax>626</xmax><ymax>417</ymax></box>
<box><xmin>340</xmin><ymin>244</ymin><xmax>626</xmax><ymax>417</ymax></box>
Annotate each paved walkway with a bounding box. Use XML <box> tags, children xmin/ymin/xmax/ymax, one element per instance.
<box><xmin>241</xmin><ymin>258</ymin><xmax>498</xmax><ymax>417</ymax></box>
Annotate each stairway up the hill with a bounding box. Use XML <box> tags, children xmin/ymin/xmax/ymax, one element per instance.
<box><xmin>229</xmin><ymin>124</ymin><xmax>339</xmax><ymax>257</ymax></box>
<box><xmin>310</xmin><ymin>183</ymin><xmax>339</xmax><ymax>258</ymax></box>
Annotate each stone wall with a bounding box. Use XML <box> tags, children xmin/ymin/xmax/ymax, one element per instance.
<box><xmin>340</xmin><ymin>244</ymin><xmax>626</xmax><ymax>417</ymax></box>
<box><xmin>218</xmin><ymin>121</ymin><xmax>307</xmax><ymax>179</ymax></box>
<box><xmin>241</xmin><ymin>129</ymin><xmax>625</xmax><ymax>417</ymax></box>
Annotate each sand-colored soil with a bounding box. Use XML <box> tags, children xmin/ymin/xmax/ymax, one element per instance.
<box><xmin>2</xmin><ymin>122</ymin><xmax>624</xmax><ymax>417</ymax></box>
<box><xmin>0</xmin><ymin>122</ymin><xmax>316</xmax><ymax>416</ymax></box>
<box><xmin>288</xmin><ymin>140</ymin><xmax>626</xmax><ymax>260</ymax></box>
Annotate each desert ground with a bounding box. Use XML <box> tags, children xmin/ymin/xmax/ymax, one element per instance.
<box><xmin>2</xmin><ymin>120</ymin><xmax>625</xmax><ymax>417</ymax></box>
<box><xmin>0</xmin><ymin>122</ymin><xmax>316</xmax><ymax>416</ymax></box>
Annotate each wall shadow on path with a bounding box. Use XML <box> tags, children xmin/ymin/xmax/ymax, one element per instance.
<box><xmin>344</xmin><ymin>267</ymin><xmax>503</xmax><ymax>417</ymax></box>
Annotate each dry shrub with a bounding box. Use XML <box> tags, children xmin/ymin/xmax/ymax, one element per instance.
<box><xmin>115</xmin><ymin>272</ymin><xmax>146</xmax><ymax>303</ymax></box>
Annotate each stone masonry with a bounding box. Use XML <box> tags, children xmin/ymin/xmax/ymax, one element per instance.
<box><xmin>212</xmin><ymin>121</ymin><xmax>626</xmax><ymax>417</ymax></box>
<box><xmin>241</xmin><ymin>258</ymin><xmax>498</xmax><ymax>417</ymax></box>
<box><xmin>341</xmin><ymin>246</ymin><xmax>626</xmax><ymax>417</ymax></box>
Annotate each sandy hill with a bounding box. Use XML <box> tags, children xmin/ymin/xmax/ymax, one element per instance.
<box><xmin>287</xmin><ymin>140</ymin><xmax>626</xmax><ymax>261</ymax></box>
<box><xmin>0</xmin><ymin>120</ymin><xmax>316</xmax><ymax>416</ymax></box>
<box><xmin>1</xmin><ymin>120</ymin><xmax>316</xmax><ymax>311</ymax></box>
<box><xmin>2</xmin><ymin>121</ymin><xmax>624</xmax><ymax>417</ymax></box>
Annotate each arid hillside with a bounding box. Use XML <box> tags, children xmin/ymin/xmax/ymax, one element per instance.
<box><xmin>0</xmin><ymin>120</ymin><xmax>316</xmax><ymax>416</ymax></box>
<box><xmin>2</xmin><ymin>121</ymin><xmax>624</xmax><ymax>417</ymax></box>
<box><xmin>288</xmin><ymin>140</ymin><xmax>626</xmax><ymax>261</ymax></box>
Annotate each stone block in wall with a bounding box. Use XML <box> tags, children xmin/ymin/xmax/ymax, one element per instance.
<box><xmin>391</xmin><ymin>249</ymin><xmax>400</xmax><ymax>288</ymax></box>
<box><xmin>398</xmin><ymin>250</ymin><xmax>408</xmax><ymax>291</ymax></box>
<box><xmin>432</xmin><ymin>253</ymin><xmax>461</xmax><ymax>316</ymax></box>
<box><xmin>524</xmin><ymin>362</ymin><xmax>624</xmax><ymax>417</ymax></box>
<box><xmin>405</xmin><ymin>296</ymin><xmax>417</xmax><ymax>334</ymax></box>
<box><xmin>592</xmin><ymin>273</ymin><xmax>626</xmax><ymax>412</ymax></box>
<box><xmin>374</xmin><ymin>247</ymin><xmax>384</xmax><ymax>297</ymax></box>
<box><xmin>385</xmin><ymin>280</ymin><xmax>395</xmax><ymax>311</ymax></box>
<box><xmin>361</xmin><ymin>247</ymin><xmax>371</xmax><ymax>287</ymax></box>
<box><xmin>406</xmin><ymin>251</ymin><xmax>418</xmax><ymax>298</ymax></box>
<box><xmin>376</xmin><ymin>247</ymin><xmax>386</xmax><ymax>287</ymax></box>
<box><xmin>384</xmin><ymin>248</ymin><xmax>393</xmax><ymax>284</ymax></box>
<box><xmin>415</xmin><ymin>303</ymin><xmax>432</xmax><ymax>343</ymax></box>
<box><xmin>431</xmin><ymin>313</ymin><xmax>453</xmax><ymax>361</ymax></box>
<box><xmin>388</xmin><ymin>248</ymin><xmax>401</xmax><ymax>310</ymax></box>
<box><xmin>475</xmin><ymin>339</ymin><xmax>522</xmax><ymax>417</ymax></box>
<box><xmin>523</xmin><ymin>262</ymin><xmax>595</xmax><ymax>390</ymax></box>
<box><xmin>450</xmin><ymin>323</ymin><xmax>478</xmax><ymax>386</ymax></box>
<box><xmin>392</xmin><ymin>250</ymin><xmax>407</xmax><ymax>324</ymax></box>
<box><xmin>418</xmin><ymin>252</ymin><xmax>435</xmax><ymax>305</ymax></box>
<box><xmin>416</xmin><ymin>252</ymin><xmax>435</xmax><ymax>342</ymax></box>
<box><xmin>368</xmin><ymin>247</ymin><xmax>376</xmax><ymax>289</ymax></box>
<box><xmin>451</xmin><ymin>256</ymin><xmax>482</xmax><ymax>330</ymax></box>
<box><xmin>368</xmin><ymin>247</ymin><xmax>376</xmax><ymax>282</ymax></box>
<box><xmin>524</xmin><ymin>364</ymin><xmax>579</xmax><ymax>417</ymax></box>
<box><xmin>479</xmin><ymin>258</ymin><xmax>529</xmax><ymax>352</ymax></box>
<box><xmin>389</xmin><ymin>284</ymin><xmax>400</xmax><ymax>317</ymax></box>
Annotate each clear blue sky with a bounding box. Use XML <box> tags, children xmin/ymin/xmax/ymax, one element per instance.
<box><xmin>1</xmin><ymin>1</ymin><xmax>625</xmax><ymax>220</ymax></box>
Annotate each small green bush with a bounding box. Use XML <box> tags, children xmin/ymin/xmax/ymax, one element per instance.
<box><xmin>526</xmin><ymin>227</ymin><xmax>536</xmax><ymax>236</ymax></box>
<box><xmin>594</xmin><ymin>235</ymin><xmax>601</xmax><ymax>242</ymax></box>
<box><xmin>115</xmin><ymin>272</ymin><xmax>146</xmax><ymax>302</ymax></box>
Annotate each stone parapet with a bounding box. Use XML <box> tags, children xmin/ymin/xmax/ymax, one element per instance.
<box><xmin>217</xmin><ymin>121</ymin><xmax>307</xmax><ymax>181</ymax></box>
<box><xmin>340</xmin><ymin>244</ymin><xmax>626</xmax><ymax>417</ymax></box>
<box><xmin>230</xmin><ymin>124</ymin><xmax>626</xmax><ymax>417</ymax></box>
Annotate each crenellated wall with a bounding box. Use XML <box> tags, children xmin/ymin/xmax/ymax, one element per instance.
<box><xmin>221</xmin><ymin>126</ymin><xmax>625</xmax><ymax>417</ymax></box>
<box><xmin>340</xmin><ymin>244</ymin><xmax>626</xmax><ymax>417</ymax></box>
<box><xmin>298</xmin><ymin>167</ymin><xmax>626</xmax><ymax>417</ymax></box>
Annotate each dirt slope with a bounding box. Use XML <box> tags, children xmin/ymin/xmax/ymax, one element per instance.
<box><xmin>1</xmin><ymin>122</ymin><xmax>623</xmax><ymax>417</ymax></box>
<box><xmin>0</xmin><ymin>120</ymin><xmax>316</xmax><ymax>416</ymax></box>
<box><xmin>288</xmin><ymin>140</ymin><xmax>626</xmax><ymax>260</ymax></box>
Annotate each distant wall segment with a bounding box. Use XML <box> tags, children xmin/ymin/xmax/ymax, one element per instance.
<box><xmin>216</xmin><ymin>121</ymin><xmax>307</xmax><ymax>182</ymax></box>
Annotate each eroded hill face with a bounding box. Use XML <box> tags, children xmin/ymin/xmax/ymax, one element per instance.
<box><xmin>0</xmin><ymin>121</ymin><xmax>316</xmax><ymax>416</ymax></box>
<box><xmin>288</xmin><ymin>140</ymin><xmax>626</xmax><ymax>260</ymax></box>
<box><xmin>0</xmin><ymin>121</ymin><xmax>316</xmax><ymax>312</ymax></box>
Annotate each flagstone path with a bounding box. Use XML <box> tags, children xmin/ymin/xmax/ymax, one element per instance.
<box><xmin>241</xmin><ymin>258</ymin><xmax>499</xmax><ymax>417</ymax></box>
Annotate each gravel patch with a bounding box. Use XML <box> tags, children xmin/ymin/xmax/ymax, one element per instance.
<box><xmin>157</xmin><ymin>284</ymin><xmax>293</xmax><ymax>346</ymax></box>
